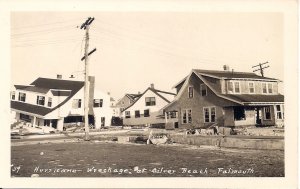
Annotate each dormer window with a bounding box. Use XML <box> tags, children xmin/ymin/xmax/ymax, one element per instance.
<box><xmin>268</xmin><ymin>83</ymin><xmax>273</xmax><ymax>94</ymax></box>
<box><xmin>200</xmin><ymin>84</ymin><xmax>207</xmax><ymax>96</ymax></box>
<box><xmin>228</xmin><ymin>81</ymin><xmax>240</xmax><ymax>94</ymax></box>
<box><xmin>11</xmin><ymin>91</ymin><xmax>15</xmax><ymax>100</ymax></box>
<box><xmin>262</xmin><ymin>83</ymin><xmax>267</xmax><ymax>94</ymax></box>
<box><xmin>248</xmin><ymin>82</ymin><xmax>255</xmax><ymax>94</ymax></box>
<box><xmin>36</xmin><ymin>96</ymin><xmax>45</xmax><ymax>106</ymax></box>
<box><xmin>18</xmin><ymin>92</ymin><xmax>26</xmax><ymax>102</ymax></box>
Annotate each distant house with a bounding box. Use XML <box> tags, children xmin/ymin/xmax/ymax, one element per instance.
<box><xmin>122</xmin><ymin>84</ymin><xmax>175</xmax><ymax>127</ymax></box>
<box><xmin>163</xmin><ymin>68</ymin><xmax>284</xmax><ymax>129</ymax></box>
<box><xmin>115</xmin><ymin>93</ymin><xmax>141</xmax><ymax>114</ymax></box>
<box><xmin>10</xmin><ymin>76</ymin><xmax>112</xmax><ymax>131</ymax></box>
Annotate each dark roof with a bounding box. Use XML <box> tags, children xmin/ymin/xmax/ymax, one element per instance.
<box><xmin>126</xmin><ymin>93</ymin><xmax>141</xmax><ymax>101</ymax></box>
<box><xmin>31</xmin><ymin>77</ymin><xmax>84</xmax><ymax>90</ymax></box>
<box><xmin>123</xmin><ymin>87</ymin><xmax>175</xmax><ymax>111</ymax></box>
<box><xmin>11</xmin><ymin>101</ymin><xmax>52</xmax><ymax>116</ymax></box>
<box><xmin>51</xmin><ymin>90</ymin><xmax>71</xmax><ymax>96</ymax></box>
<box><xmin>224</xmin><ymin>94</ymin><xmax>284</xmax><ymax>103</ymax></box>
<box><xmin>194</xmin><ymin>69</ymin><xmax>278</xmax><ymax>80</ymax></box>
<box><xmin>19</xmin><ymin>86</ymin><xmax>50</xmax><ymax>94</ymax></box>
<box><xmin>15</xmin><ymin>85</ymin><xmax>31</xmax><ymax>90</ymax></box>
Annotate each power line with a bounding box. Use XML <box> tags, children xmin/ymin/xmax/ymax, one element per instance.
<box><xmin>12</xmin><ymin>38</ymin><xmax>80</xmax><ymax>48</ymax></box>
<box><xmin>252</xmin><ymin>61</ymin><xmax>270</xmax><ymax>77</ymax></box>
<box><xmin>11</xmin><ymin>18</ymin><xmax>84</xmax><ymax>30</ymax></box>
<box><xmin>11</xmin><ymin>25</ymin><xmax>76</xmax><ymax>38</ymax></box>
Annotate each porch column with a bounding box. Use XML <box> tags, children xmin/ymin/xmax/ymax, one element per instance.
<box><xmin>165</xmin><ymin>112</ymin><xmax>168</xmax><ymax>124</ymax></box>
<box><xmin>57</xmin><ymin>118</ymin><xmax>64</xmax><ymax>131</ymax></box>
<box><xmin>32</xmin><ymin>116</ymin><xmax>37</xmax><ymax>127</ymax></box>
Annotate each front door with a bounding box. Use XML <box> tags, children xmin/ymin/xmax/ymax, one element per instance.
<box><xmin>255</xmin><ymin>107</ymin><xmax>262</xmax><ymax>125</ymax></box>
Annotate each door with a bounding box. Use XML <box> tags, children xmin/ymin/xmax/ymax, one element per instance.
<box><xmin>255</xmin><ymin>107</ymin><xmax>262</xmax><ymax>125</ymax></box>
<box><xmin>101</xmin><ymin>117</ymin><xmax>105</xmax><ymax>127</ymax></box>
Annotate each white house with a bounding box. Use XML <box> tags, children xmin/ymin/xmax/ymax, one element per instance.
<box><xmin>122</xmin><ymin>84</ymin><xmax>175</xmax><ymax>127</ymax></box>
<box><xmin>10</xmin><ymin>76</ymin><xmax>112</xmax><ymax>131</ymax></box>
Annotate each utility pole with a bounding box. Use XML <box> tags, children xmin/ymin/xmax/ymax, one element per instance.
<box><xmin>252</xmin><ymin>61</ymin><xmax>269</xmax><ymax>77</ymax></box>
<box><xmin>80</xmin><ymin>17</ymin><xmax>95</xmax><ymax>141</ymax></box>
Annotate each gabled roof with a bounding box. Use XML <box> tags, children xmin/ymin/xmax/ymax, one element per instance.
<box><xmin>11</xmin><ymin>77</ymin><xmax>84</xmax><ymax>117</ymax></box>
<box><xmin>164</xmin><ymin>69</ymin><xmax>283</xmax><ymax>110</ymax></box>
<box><xmin>173</xmin><ymin>69</ymin><xmax>279</xmax><ymax>89</ymax></box>
<box><xmin>126</xmin><ymin>93</ymin><xmax>141</xmax><ymax>101</ymax></box>
<box><xmin>123</xmin><ymin>87</ymin><xmax>175</xmax><ymax>112</ymax></box>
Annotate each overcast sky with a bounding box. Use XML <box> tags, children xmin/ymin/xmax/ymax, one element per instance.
<box><xmin>11</xmin><ymin>12</ymin><xmax>283</xmax><ymax>99</ymax></box>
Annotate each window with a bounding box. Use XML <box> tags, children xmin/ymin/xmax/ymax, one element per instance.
<box><xmin>20</xmin><ymin>113</ymin><xmax>30</xmax><ymax>122</ymax></box>
<box><xmin>94</xmin><ymin>99</ymin><xmax>103</xmax><ymax>107</ymax></box>
<box><xmin>182</xmin><ymin>109</ymin><xmax>192</xmax><ymax>124</ymax></box>
<box><xmin>234</xmin><ymin>82</ymin><xmax>240</xmax><ymax>93</ymax></box>
<box><xmin>48</xmin><ymin>97</ymin><xmax>52</xmax><ymax>107</ymax></box>
<box><xmin>262</xmin><ymin>83</ymin><xmax>267</xmax><ymax>94</ymax></box>
<box><xmin>36</xmin><ymin>96</ymin><xmax>45</xmax><ymax>106</ymax></box>
<box><xmin>228</xmin><ymin>82</ymin><xmax>233</xmax><ymax>93</ymax></box>
<box><xmin>167</xmin><ymin>111</ymin><xmax>177</xmax><ymax>119</ymax></box>
<box><xmin>264</xmin><ymin>107</ymin><xmax>271</xmax><ymax>120</ymax></box>
<box><xmin>228</xmin><ymin>81</ymin><xmax>240</xmax><ymax>94</ymax></box>
<box><xmin>18</xmin><ymin>92</ymin><xmax>26</xmax><ymax>102</ymax></box>
<box><xmin>145</xmin><ymin>97</ymin><xmax>156</xmax><ymax>106</ymax></box>
<box><xmin>72</xmin><ymin>99</ymin><xmax>82</xmax><ymax>108</ymax></box>
<box><xmin>188</xmin><ymin>86</ymin><xmax>194</xmax><ymax>98</ymax></box>
<box><xmin>276</xmin><ymin>105</ymin><xmax>284</xmax><ymax>119</ymax></box>
<box><xmin>203</xmin><ymin>107</ymin><xmax>216</xmax><ymax>123</ymax></box>
<box><xmin>200</xmin><ymin>84</ymin><xmax>207</xmax><ymax>96</ymax></box>
<box><xmin>11</xmin><ymin>91</ymin><xmax>15</xmax><ymax>100</ymax></box>
<box><xmin>248</xmin><ymin>82</ymin><xmax>255</xmax><ymax>94</ymax></box>
<box><xmin>144</xmin><ymin>109</ymin><xmax>150</xmax><ymax>117</ymax></box>
<box><xmin>125</xmin><ymin>111</ymin><xmax>130</xmax><ymax>118</ymax></box>
<box><xmin>135</xmin><ymin>110</ymin><xmax>140</xmax><ymax>118</ymax></box>
<box><xmin>268</xmin><ymin>83</ymin><xmax>273</xmax><ymax>94</ymax></box>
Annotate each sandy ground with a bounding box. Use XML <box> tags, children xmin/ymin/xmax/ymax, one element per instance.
<box><xmin>11</xmin><ymin>140</ymin><xmax>284</xmax><ymax>177</ymax></box>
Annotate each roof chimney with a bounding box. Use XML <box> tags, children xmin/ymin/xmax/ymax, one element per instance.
<box><xmin>57</xmin><ymin>74</ymin><xmax>62</xmax><ymax>79</ymax></box>
<box><xmin>150</xmin><ymin>83</ymin><xmax>154</xmax><ymax>89</ymax></box>
<box><xmin>223</xmin><ymin>65</ymin><xmax>230</xmax><ymax>71</ymax></box>
<box><xmin>107</xmin><ymin>92</ymin><xmax>110</xmax><ymax>95</ymax></box>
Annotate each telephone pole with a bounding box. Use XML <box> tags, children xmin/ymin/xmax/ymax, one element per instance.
<box><xmin>80</xmin><ymin>17</ymin><xmax>95</xmax><ymax>141</ymax></box>
<box><xmin>252</xmin><ymin>61</ymin><xmax>269</xmax><ymax>77</ymax></box>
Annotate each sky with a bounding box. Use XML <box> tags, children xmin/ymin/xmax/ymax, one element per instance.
<box><xmin>11</xmin><ymin>12</ymin><xmax>283</xmax><ymax>99</ymax></box>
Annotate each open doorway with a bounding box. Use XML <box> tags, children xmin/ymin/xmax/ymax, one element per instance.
<box><xmin>233</xmin><ymin>107</ymin><xmax>245</xmax><ymax>121</ymax></box>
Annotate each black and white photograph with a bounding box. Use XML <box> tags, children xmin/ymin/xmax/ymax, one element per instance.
<box><xmin>0</xmin><ymin>0</ymin><xmax>298</xmax><ymax>188</ymax></box>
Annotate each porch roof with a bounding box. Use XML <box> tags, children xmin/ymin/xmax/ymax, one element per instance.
<box><xmin>224</xmin><ymin>94</ymin><xmax>284</xmax><ymax>104</ymax></box>
<box><xmin>11</xmin><ymin>101</ymin><xmax>52</xmax><ymax>116</ymax></box>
